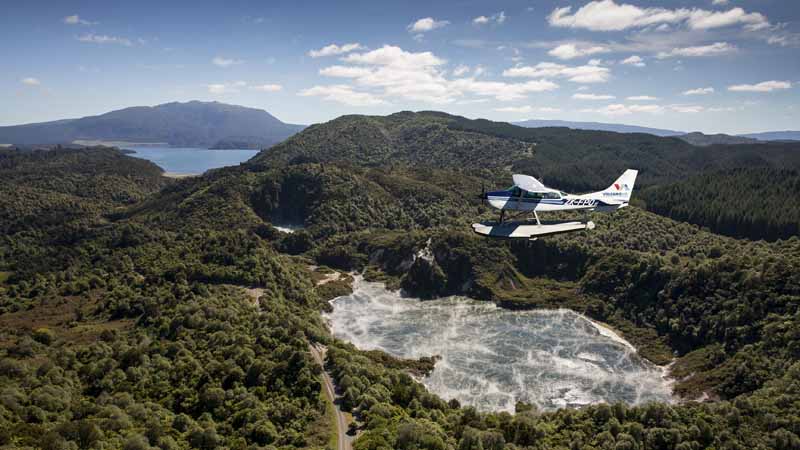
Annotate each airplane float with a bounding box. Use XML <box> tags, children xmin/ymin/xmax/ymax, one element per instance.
<box><xmin>473</xmin><ymin>169</ymin><xmax>638</xmax><ymax>240</ymax></box>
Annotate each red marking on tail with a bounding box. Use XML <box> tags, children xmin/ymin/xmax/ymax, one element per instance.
<box><xmin>614</xmin><ymin>183</ymin><xmax>621</xmax><ymax>190</ymax></box>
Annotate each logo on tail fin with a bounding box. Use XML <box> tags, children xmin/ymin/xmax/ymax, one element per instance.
<box><xmin>614</xmin><ymin>183</ymin><xmax>621</xmax><ymax>190</ymax></box>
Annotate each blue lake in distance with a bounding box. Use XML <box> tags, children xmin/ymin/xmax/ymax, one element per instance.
<box><xmin>126</xmin><ymin>146</ymin><xmax>260</xmax><ymax>175</ymax></box>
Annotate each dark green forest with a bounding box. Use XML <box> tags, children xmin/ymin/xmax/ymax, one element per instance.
<box><xmin>2</xmin><ymin>113</ymin><xmax>800</xmax><ymax>450</ymax></box>
<box><xmin>640</xmin><ymin>168</ymin><xmax>800</xmax><ymax>241</ymax></box>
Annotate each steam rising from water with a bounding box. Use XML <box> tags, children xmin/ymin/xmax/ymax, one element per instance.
<box><xmin>326</xmin><ymin>279</ymin><xmax>673</xmax><ymax>412</ymax></box>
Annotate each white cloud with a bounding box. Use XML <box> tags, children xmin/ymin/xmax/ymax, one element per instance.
<box><xmin>312</xmin><ymin>45</ymin><xmax>565</xmax><ymax>105</ymax></box>
<box><xmin>452</xmin><ymin>65</ymin><xmax>470</xmax><ymax>76</ymax></box>
<box><xmin>21</xmin><ymin>77</ymin><xmax>41</xmax><ymax>86</ymax></box>
<box><xmin>319</xmin><ymin>65</ymin><xmax>374</xmax><ymax>78</ymax></box>
<box><xmin>583</xmin><ymin>104</ymin><xmax>664</xmax><ymax>115</ymax></box>
<box><xmin>77</xmin><ymin>33</ymin><xmax>132</xmax><ymax>46</ymax></box>
<box><xmin>688</xmin><ymin>8</ymin><xmax>769</xmax><ymax>31</ymax></box>
<box><xmin>548</xmin><ymin>43</ymin><xmax>609</xmax><ymax>60</ymax></box>
<box><xmin>494</xmin><ymin>105</ymin><xmax>533</xmax><ymax>113</ymax></box>
<box><xmin>212</xmin><ymin>56</ymin><xmax>244</xmax><ymax>67</ymax></box>
<box><xmin>251</xmin><ymin>84</ymin><xmax>282</xmax><ymax>92</ymax></box>
<box><xmin>621</xmin><ymin>55</ymin><xmax>646</xmax><ymax>67</ymax></box>
<box><xmin>538</xmin><ymin>107</ymin><xmax>562</xmax><ymax>113</ymax></box>
<box><xmin>728</xmin><ymin>80</ymin><xmax>792</xmax><ymax>92</ymax></box>
<box><xmin>208</xmin><ymin>83</ymin><xmax>236</xmax><ymax>94</ymax></box>
<box><xmin>473</xmin><ymin>12</ymin><xmax>506</xmax><ymax>25</ymax></box>
<box><xmin>494</xmin><ymin>105</ymin><xmax>560</xmax><ymax>114</ymax></box>
<box><xmin>473</xmin><ymin>66</ymin><xmax>486</xmax><ymax>77</ymax></box>
<box><xmin>308</xmin><ymin>43</ymin><xmax>363</xmax><ymax>58</ymax></box>
<box><xmin>670</xmin><ymin>105</ymin><xmax>704</xmax><ymax>113</ymax></box>
<box><xmin>627</xmin><ymin>95</ymin><xmax>659</xmax><ymax>101</ymax></box>
<box><xmin>408</xmin><ymin>17</ymin><xmax>449</xmax><ymax>33</ymax></box>
<box><xmin>63</xmin><ymin>14</ymin><xmax>96</xmax><ymax>25</ymax></box>
<box><xmin>572</xmin><ymin>93</ymin><xmax>616</xmax><ymax>100</ymax></box>
<box><xmin>656</xmin><ymin>42</ymin><xmax>736</xmax><ymax>58</ymax></box>
<box><xmin>298</xmin><ymin>85</ymin><xmax>387</xmax><ymax>106</ymax></box>
<box><xmin>712</xmin><ymin>0</ymin><xmax>729</xmax><ymax>5</ymax></box>
<box><xmin>503</xmin><ymin>62</ymin><xmax>611</xmax><ymax>83</ymax></box>
<box><xmin>683</xmin><ymin>87</ymin><xmax>715</xmax><ymax>95</ymax></box>
<box><xmin>547</xmin><ymin>1</ymin><xmax>769</xmax><ymax>32</ymax></box>
<box><xmin>450</xmin><ymin>78</ymin><xmax>559</xmax><ymax>101</ymax></box>
<box><xmin>342</xmin><ymin>45</ymin><xmax>445</xmax><ymax>68</ymax></box>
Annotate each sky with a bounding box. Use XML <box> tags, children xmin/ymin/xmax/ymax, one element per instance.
<box><xmin>2</xmin><ymin>0</ymin><xmax>799</xmax><ymax>134</ymax></box>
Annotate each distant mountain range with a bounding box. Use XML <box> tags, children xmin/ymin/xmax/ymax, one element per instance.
<box><xmin>0</xmin><ymin>101</ymin><xmax>304</xmax><ymax>149</ymax></box>
<box><xmin>514</xmin><ymin>119</ymin><xmax>799</xmax><ymax>145</ymax></box>
<box><xmin>513</xmin><ymin>119</ymin><xmax>684</xmax><ymax>137</ymax></box>
<box><xmin>739</xmin><ymin>131</ymin><xmax>800</xmax><ymax>142</ymax></box>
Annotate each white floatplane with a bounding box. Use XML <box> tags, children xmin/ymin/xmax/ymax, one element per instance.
<box><xmin>473</xmin><ymin>169</ymin><xmax>638</xmax><ymax>240</ymax></box>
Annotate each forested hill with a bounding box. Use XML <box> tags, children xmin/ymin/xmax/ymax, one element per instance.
<box><xmin>0</xmin><ymin>101</ymin><xmax>304</xmax><ymax>148</ymax></box>
<box><xmin>3</xmin><ymin>118</ymin><xmax>800</xmax><ymax>448</ymax></box>
<box><xmin>641</xmin><ymin>168</ymin><xmax>800</xmax><ymax>241</ymax></box>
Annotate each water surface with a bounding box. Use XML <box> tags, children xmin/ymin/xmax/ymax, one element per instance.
<box><xmin>126</xmin><ymin>146</ymin><xmax>259</xmax><ymax>174</ymax></box>
<box><xmin>326</xmin><ymin>279</ymin><xmax>673</xmax><ymax>412</ymax></box>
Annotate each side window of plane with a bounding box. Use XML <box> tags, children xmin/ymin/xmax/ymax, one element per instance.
<box><xmin>524</xmin><ymin>191</ymin><xmax>543</xmax><ymax>199</ymax></box>
<box><xmin>543</xmin><ymin>192</ymin><xmax>561</xmax><ymax>199</ymax></box>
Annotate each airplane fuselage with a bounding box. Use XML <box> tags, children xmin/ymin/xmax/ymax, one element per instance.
<box><xmin>485</xmin><ymin>189</ymin><xmax>626</xmax><ymax>213</ymax></box>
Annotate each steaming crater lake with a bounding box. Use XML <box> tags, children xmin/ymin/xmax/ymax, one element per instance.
<box><xmin>326</xmin><ymin>279</ymin><xmax>673</xmax><ymax>413</ymax></box>
<box><xmin>126</xmin><ymin>146</ymin><xmax>259</xmax><ymax>175</ymax></box>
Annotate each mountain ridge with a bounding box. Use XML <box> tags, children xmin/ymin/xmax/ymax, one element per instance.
<box><xmin>0</xmin><ymin>100</ymin><xmax>305</xmax><ymax>149</ymax></box>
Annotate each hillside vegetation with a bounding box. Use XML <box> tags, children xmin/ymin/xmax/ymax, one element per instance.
<box><xmin>641</xmin><ymin>168</ymin><xmax>800</xmax><ymax>241</ymax></box>
<box><xmin>2</xmin><ymin>112</ymin><xmax>800</xmax><ymax>450</ymax></box>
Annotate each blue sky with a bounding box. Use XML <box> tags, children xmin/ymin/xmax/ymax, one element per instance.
<box><xmin>2</xmin><ymin>0</ymin><xmax>798</xmax><ymax>133</ymax></box>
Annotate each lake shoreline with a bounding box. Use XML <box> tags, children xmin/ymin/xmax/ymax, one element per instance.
<box><xmin>326</xmin><ymin>277</ymin><xmax>676</xmax><ymax>413</ymax></box>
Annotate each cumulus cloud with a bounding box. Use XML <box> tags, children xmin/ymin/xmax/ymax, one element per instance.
<box><xmin>656</xmin><ymin>42</ymin><xmax>736</xmax><ymax>58</ymax></box>
<box><xmin>308</xmin><ymin>43</ymin><xmax>363</xmax><ymax>58</ymax></box>
<box><xmin>312</xmin><ymin>45</ymin><xmax>561</xmax><ymax>105</ymax></box>
<box><xmin>728</xmin><ymin>80</ymin><xmax>792</xmax><ymax>92</ymax></box>
<box><xmin>408</xmin><ymin>17</ymin><xmax>449</xmax><ymax>33</ymax></box>
<box><xmin>503</xmin><ymin>62</ymin><xmax>611</xmax><ymax>83</ymax></box>
<box><xmin>548</xmin><ymin>43</ymin><xmax>609</xmax><ymax>60</ymax></box>
<box><xmin>452</xmin><ymin>65</ymin><xmax>470</xmax><ymax>76</ymax></box>
<box><xmin>212</xmin><ymin>56</ymin><xmax>244</xmax><ymax>67</ymax></box>
<box><xmin>473</xmin><ymin>12</ymin><xmax>506</xmax><ymax>25</ymax></box>
<box><xmin>77</xmin><ymin>33</ymin><xmax>132</xmax><ymax>46</ymax></box>
<box><xmin>21</xmin><ymin>77</ymin><xmax>41</xmax><ymax>86</ymax></box>
<box><xmin>342</xmin><ymin>45</ymin><xmax>445</xmax><ymax>68</ymax></box>
<box><xmin>627</xmin><ymin>95</ymin><xmax>659</xmax><ymax>101</ymax></box>
<box><xmin>63</xmin><ymin>14</ymin><xmax>97</xmax><ymax>25</ymax></box>
<box><xmin>298</xmin><ymin>85</ymin><xmax>387</xmax><ymax>106</ymax></box>
<box><xmin>547</xmin><ymin>1</ymin><xmax>769</xmax><ymax>32</ymax></box>
<box><xmin>572</xmin><ymin>93</ymin><xmax>616</xmax><ymax>100</ymax></box>
<box><xmin>621</xmin><ymin>55</ymin><xmax>646</xmax><ymax>67</ymax></box>
<box><xmin>683</xmin><ymin>87</ymin><xmax>715</xmax><ymax>95</ymax></box>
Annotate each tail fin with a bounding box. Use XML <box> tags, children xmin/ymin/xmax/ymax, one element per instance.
<box><xmin>601</xmin><ymin>169</ymin><xmax>638</xmax><ymax>202</ymax></box>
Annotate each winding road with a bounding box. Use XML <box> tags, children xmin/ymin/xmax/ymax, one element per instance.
<box><xmin>309</xmin><ymin>343</ymin><xmax>352</xmax><ymax>450</ymax></box>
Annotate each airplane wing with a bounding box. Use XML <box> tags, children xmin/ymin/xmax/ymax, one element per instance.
<box><xmin>512</xmin><ymin>174</ymin><xmax>548</xmax><ymax>192</ymax></box>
